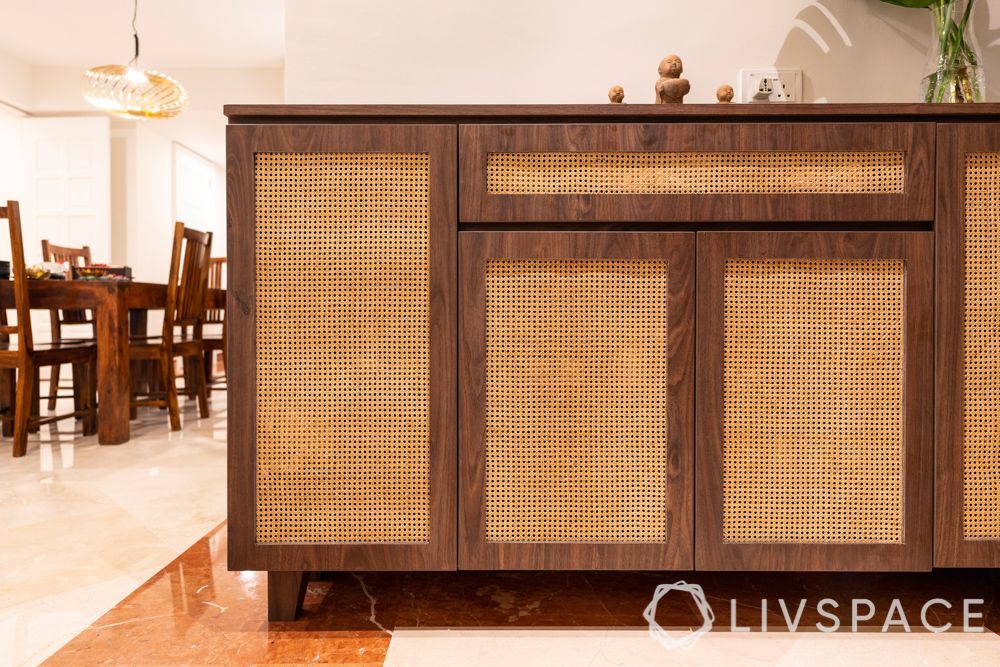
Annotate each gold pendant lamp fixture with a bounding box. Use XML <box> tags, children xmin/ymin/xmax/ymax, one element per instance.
<box><xmin>81</xmin><ymin>0</ymin><xmax>188</xmax><ymax>120</ymax></box>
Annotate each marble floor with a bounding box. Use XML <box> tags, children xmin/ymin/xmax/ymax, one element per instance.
<box><xmin>0</xmin><ymin>394</ymin><xmax>227</xmax><ymax>667</ymax></box>
<box><xmin>41</xmin><ymin>523</ymin><xmax>1000</xmax><ymax>666</ymax></box>
<box><xmin>5</xmin><ymin>392</ymin><xmax>1000</xmax><ymax>666</ymax></box>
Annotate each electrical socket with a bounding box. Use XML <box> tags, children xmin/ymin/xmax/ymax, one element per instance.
<box><xmin>740</xmin><ymin>69</ymin><xmax>802</xmax><ymax>103</ymax></box>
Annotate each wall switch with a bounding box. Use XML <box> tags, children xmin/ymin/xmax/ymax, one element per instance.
<box><xmin>740</xmin><ymin>69</ymin><xmax>802</xmax><ymax>103</ymax></box>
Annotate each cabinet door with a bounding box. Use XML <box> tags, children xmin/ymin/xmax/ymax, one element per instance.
<box><xmin>227</xmin><ymin>124</ymin><xmax>456</xmax><ymax>571</ymax></box>
<box><xmin>696</xmin><ymin>232</ymin><xmax>933</xmax><ymax>571</ymax></box>
<box><xmin>936</xmin><ymin>124</ymin><xmax>1000</xmax><ymax>567</ymax></box>
<box><xmin>459</xmin><ymin>232</ymin><xmax>694</xmax><ymax>569</ymax></box>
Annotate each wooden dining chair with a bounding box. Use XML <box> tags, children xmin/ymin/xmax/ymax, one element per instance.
<box><xmin>130</xmin><ymin>222</ymin><xmax>212</xmax><ymax>430</ymax></box>
<box><xmin>41</xmin><ymin>240</ymin><xmax>96</xmax><ymax>410</ymax></box>
<box><xmin>0</xmin><ymin>202</ymin><xmax>97</xmax><ymax>457</ymax></box>
<box><xmin>203</xmin><ymin>257</ymin><xmax>225</xmax><ymax>388</ymax></box>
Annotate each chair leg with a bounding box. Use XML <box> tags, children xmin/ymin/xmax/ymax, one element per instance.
<box><xmin>192</xmin><ymin>354</ymin><xmax>210</xmax><ymax>419</ymax></box>
<box><xmin>13</xmin><ymin>361</ymin><xmax>34</xmax><ymax>457</ymax></box>
<box><xmin>203</xmin><ymin>350</ymin><xmax>213</xmax><ymax>384</ymax></box>
<box><xmin>71</xmin><ymin>362</ymin><xmax>81</xmax><ymax>416</ymax></box>
<box><xmin>29</xmin><ymin>369</ymin><xmax>40</xmax><ymax>433</ymax></box>
<box><xmin>161</xmin><ymin>352</ymin><xmax>181</xmax><ymax>431</ymax></box>
<box><xmin>129</xmin><ymin>360</ymin><xmax>139</xmax><ymax>420</ymax></box>
<box><xmin>47</xmin><ymin>363</ymin><xmax>61</xmax><ymax>411</ymax></box>
<box><xmin>182</xmin><ymin>357</ymin><xmax>195</xmax><ymax>397</ymax></box>
<box><xmin>71</xmin><ymin>363</ymin><xmax>83</xmax><ymax>418</ymax></box>
<box><xmin>0</xmin><ymin>368</ymin><xmax>14</xmax><ymax>437</ymax></box>
<box><xmin>81</xmin><ymin>361</ymin><xmax>97</xmax><ymax>436</ymax></box>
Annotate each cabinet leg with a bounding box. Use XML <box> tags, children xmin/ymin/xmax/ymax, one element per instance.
<box><xmin>267</xmin><ymin>571</ymin><xmax>308</xmax><ymax>621</ymax></box>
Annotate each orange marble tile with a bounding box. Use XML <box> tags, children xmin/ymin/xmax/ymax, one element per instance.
<box><xmin>47</xmin><ymin>522</ymin><xmax>1000</xmax><ymax>665</ymax></box>
<box><xmin>45</xmin><ymin>525</ymin><xmax>390</xmax><ymax>666</ymax></box>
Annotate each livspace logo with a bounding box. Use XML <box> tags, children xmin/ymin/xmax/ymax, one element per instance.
<box><xmin>644</xmin><ymin>581</ymin><xmax>986</xmax><ymax>651</ymax></box>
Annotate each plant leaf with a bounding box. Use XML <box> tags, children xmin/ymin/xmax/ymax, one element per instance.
<box><xmin>878</xmin><ymin>0</ymin><xmax>940</xmax><ymax>8</ymax></box>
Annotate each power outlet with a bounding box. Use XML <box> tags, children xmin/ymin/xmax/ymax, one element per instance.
<box><xmin>740</xmin><ymin>69</ymin><xmax>802</xmax><ymax>103</ymax></box>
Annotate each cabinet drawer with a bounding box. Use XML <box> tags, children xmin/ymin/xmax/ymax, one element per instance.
<box><xmin>459</xmin><ymin>123</ymin><xmax>934</xmax><ymax>222</ymax></box>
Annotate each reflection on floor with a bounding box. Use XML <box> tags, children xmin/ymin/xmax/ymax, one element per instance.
<box><xmin>0</xmin><ymin>395</ymin><xmax>226</xmax><ymax>667</ymax></box>
<box><xmin>46</xmin><ymin>521</ymin><xmax>1000</xmax><ymax>666</ymax></box>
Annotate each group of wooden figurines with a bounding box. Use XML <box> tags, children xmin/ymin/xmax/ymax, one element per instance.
<box><xmin>607</xmin><ymin>55</ymin><xmax>734</xmax><ymax>104</ymax></box>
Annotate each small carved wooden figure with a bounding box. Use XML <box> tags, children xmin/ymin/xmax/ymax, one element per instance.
<box><xmin>654</xmin><ymin>55</ymin><xmax>690</xmax><ymax>104</ymax></box>
<box><xmin>716</xmin><ymin>84</ymin><xmax>735</xmax><ymax>104</ymax></box>
<box><xmin>608</xmin><ymin>85</ymin><xmax>625</xmax><ymax>104</ymax></box>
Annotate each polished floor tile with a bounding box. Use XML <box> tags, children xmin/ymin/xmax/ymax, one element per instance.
<box><xmin>0</xmin><ymin>396</ymin><xmax>227</xmax><ymax>667</ymax></box>
<box><xmin>383</xmin><ymin>629</ymin><xmax>1000</xmax><ymax>666</ymax></box>
<box><xmin>44</xmin><ymin>519</ymin><xmax>1000</xmax><ymax>666</ymax></box>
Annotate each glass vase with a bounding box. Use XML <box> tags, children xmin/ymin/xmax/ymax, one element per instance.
<box><xmin>922</xmin><ymin>0</ymin><xmax>985</xmax><ymax>103</ymax></box>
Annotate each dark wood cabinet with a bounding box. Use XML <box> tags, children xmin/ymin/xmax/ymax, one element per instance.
<box><xmin>224</xmin><ymin>105</ymin><xmax>1000</xmax><ymax>620</ymax></box>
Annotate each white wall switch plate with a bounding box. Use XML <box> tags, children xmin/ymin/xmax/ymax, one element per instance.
<box><xmin>740</xmin><ymin>69</ymin><xmax>802</xmax><ymax>103</ymax></box>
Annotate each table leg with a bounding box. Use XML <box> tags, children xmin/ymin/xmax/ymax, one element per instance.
<box><xmin>96</xmin><ymin>288</ymin><xmax>130</xmax><ymax>444</ymax></box>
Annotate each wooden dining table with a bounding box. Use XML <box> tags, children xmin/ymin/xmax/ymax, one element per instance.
<box><xmin>0</xmin><ymin>279</ymin><xmax>225</xmax><ymax>445</ymax></box>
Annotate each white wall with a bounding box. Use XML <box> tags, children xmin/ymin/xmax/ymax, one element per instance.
<box><xmin>130</xmin><ymin>125</ymin><xmax>176</xmax><ymax>284</ymax></box>
<box><xmin>0</xmin><ymin>49</ymin><xmax>34</xmax><ymax>111</ymax></box>
<box><xmin>285</xmin><ymin>0</ymin><xmax>1000</xmax><ymax>104</ymax></box>
<box><xmin>175</xmin><ymin>143</ymin><xmax>225</xmax><ymax>253</ymax></box>
<box><xmin>0</xmin><ymin>105</ymin><xmax>25</xmax><ymax>205</ymax></box>
<box><xmin>0</xmin><ymin>105</ymin><xmax>26</xmax><ymax>265</ymax></box>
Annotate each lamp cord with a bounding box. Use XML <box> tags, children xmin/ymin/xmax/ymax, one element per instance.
<box><xmin>129</xmin><ymin>0</ymin><xmax>139</xmax><ymax>66</ymax></box>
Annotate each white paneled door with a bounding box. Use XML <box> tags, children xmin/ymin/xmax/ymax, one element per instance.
<box><xmin>21</xmin><ymin>117</ymin><xmax>111</xmax><ymax>265</ymax></box>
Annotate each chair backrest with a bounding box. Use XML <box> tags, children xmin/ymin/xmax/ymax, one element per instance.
<box><xmin>41</xmin><ymin>240</ymin><xmax>92</xmax><ymax>269</ymax></box>
<box><xmin>41</xmin><ymin>240</ymin><xmax>93</xmax><ymax>324</ymax></box>
<box><xmin>2</xmin><ymin>201</ymin><xmax>33</xmax><ymax>353</ymax></box>
<box><xmin>205</xmin><ymin>257</ymin><xmax>226</xmax><ymax>324</ymax></box>
<box><xmin>163</xmin><ymin>222</ymin><xmax>213</xmax><ymax>343</ymax></box>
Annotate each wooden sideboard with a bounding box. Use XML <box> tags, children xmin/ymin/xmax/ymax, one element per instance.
<box><xmin>225</xmin><ymin>104</ymin><xmax>1000</xmax><ymax>620</ymax></box>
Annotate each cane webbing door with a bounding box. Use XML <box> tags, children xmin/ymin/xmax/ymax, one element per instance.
<box><xmin>936</xmin><ymin>124</ymin><xmax>1000</xmax><ymax>568</ymax></box>
<box><xmin>459</xmin><ymin>232</ymin><xmax>694</xmax><ymax>569</ymax></box>
<box><xmin>696</xmin><ymin>232</ymin><xmax>933</xmax><ymax>571</ymax></box>
<box><xmin>227</xmin><ymin>124</ymin><xmax>456</xmax><ymax>571</ymax></box>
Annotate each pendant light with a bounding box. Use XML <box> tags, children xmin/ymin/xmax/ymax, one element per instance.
<box><xmin>81</xmin><ymin>0</ymin><xmax>188</xmax><ymax>120</ymax></box>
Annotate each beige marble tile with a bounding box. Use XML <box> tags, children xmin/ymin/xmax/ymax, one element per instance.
<box><xmin>383</xmin><ymin>628</ymin><xmax>1000</xmax><ymax>667</ymax></box>
<box><xmin>0</xmin><ymin>396</ymin><xmax>227</xmax><ymax>667</ymax></box>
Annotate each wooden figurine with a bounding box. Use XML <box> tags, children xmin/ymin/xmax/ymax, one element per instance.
<box><xmin>716</xmin><ymin>84</ymin><xmax>735</xmax><ymax>104</ymax></box>
<box><xmin>608</xmin><ymin>85</ymin><xmax>625</xmax><ymax>104</ymax></box>
<box><xmin>654</xmin><ymin>55</ymin><xmax>690</xmax><ymax>104</ymax></box>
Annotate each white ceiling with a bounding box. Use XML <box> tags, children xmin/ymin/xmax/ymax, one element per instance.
<box><xmin>0</xmin><ymin>0</ymin><xmax>284</xmax><ymax>69</ymax></box>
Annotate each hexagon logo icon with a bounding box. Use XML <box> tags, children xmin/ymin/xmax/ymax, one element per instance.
<box><xmin>643</xmin><ymin>580</ymin><xmax>715</xmax><ymax>650</ymax></box>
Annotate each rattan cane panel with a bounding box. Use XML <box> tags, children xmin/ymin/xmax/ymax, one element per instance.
<box><xmin>254</xmin><ymin>152</ymin><xmax>430</xmax><ymax>544</ymax></box>
<box><xmin>486</xmin><ymin>152</ymin><xmax>904</xmax><ymax>194</ymax></box>
<box><xmin>963</xmin><ymin>154</ymin><xmax>1000</xmax><ymax>540</ymax></box>
<box><xmin>722</xmin><ymin>259</ymin><xmax>904</xmax><ymax>544</ymax></box>
<box><xmin>484</xmin><ymin>259</ymin><xmax>668</xmax><ymax>543</ymax></box>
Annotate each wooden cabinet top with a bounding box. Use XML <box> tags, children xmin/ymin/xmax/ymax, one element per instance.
<box><xmin>225</xmin><ymin>103</ymin><xmax>1000</xmax><ymax>123</ymax></box>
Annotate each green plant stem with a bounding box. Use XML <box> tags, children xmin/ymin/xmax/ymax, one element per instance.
<box><xmin>926</xmin><ymin>0</ymin><xmax>980</xmax><ymax>103</ymax></box>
